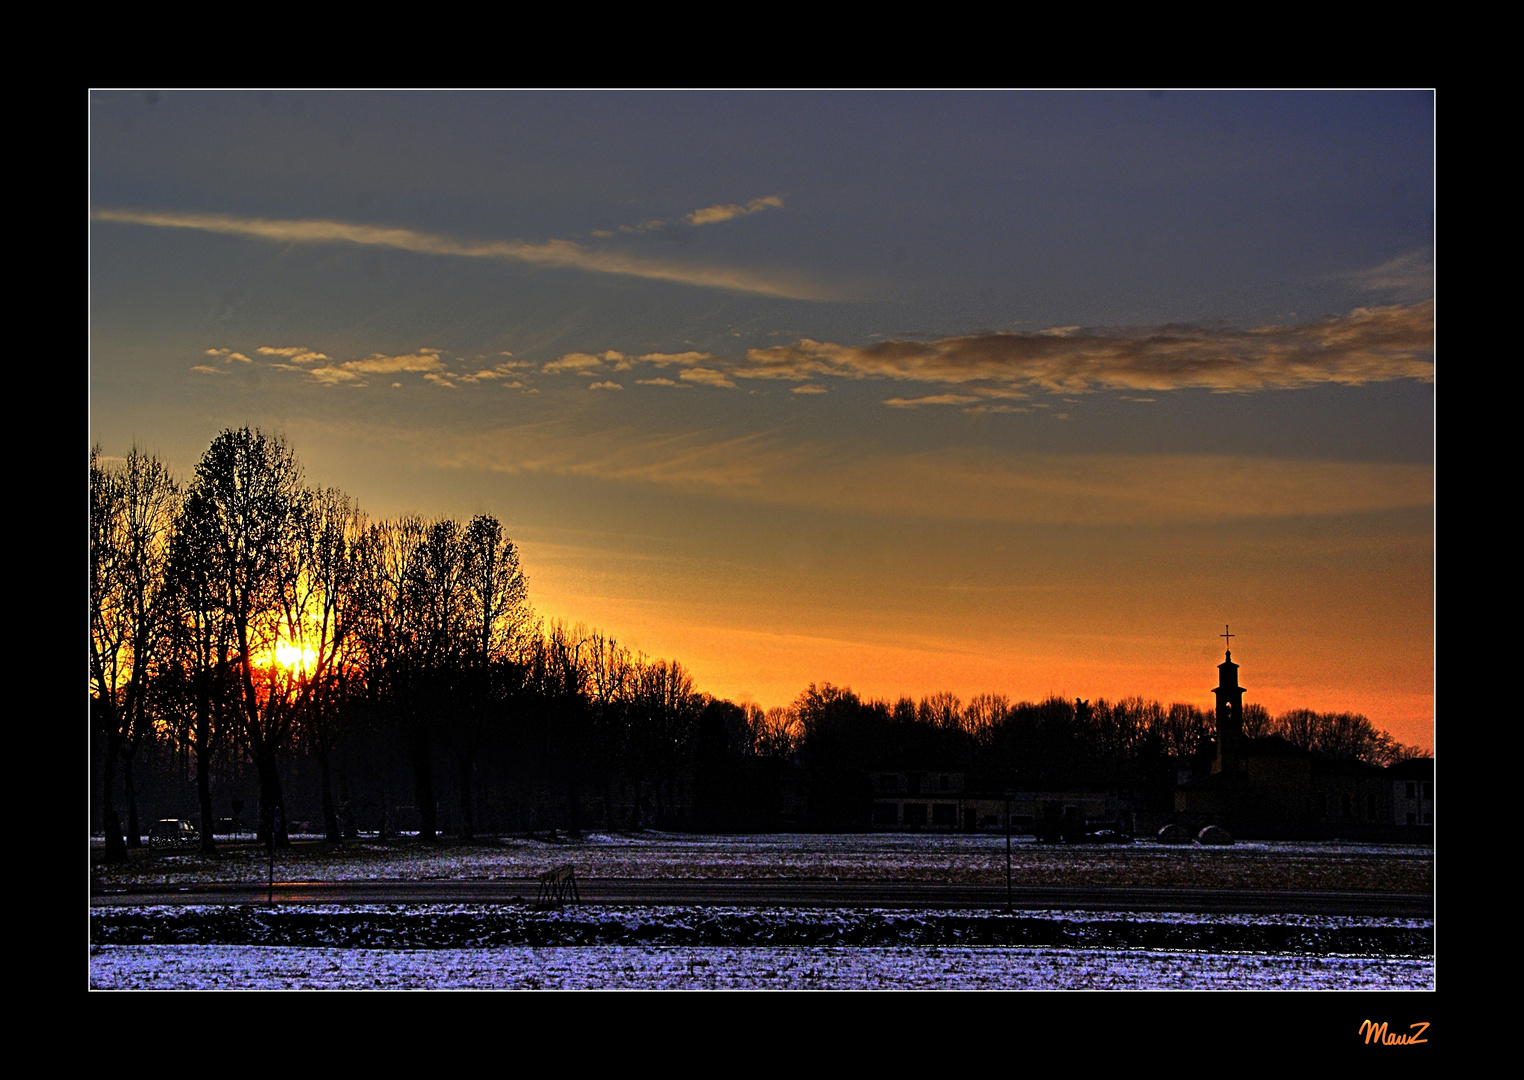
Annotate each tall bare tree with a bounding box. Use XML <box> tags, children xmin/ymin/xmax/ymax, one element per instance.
<box><xmin>449</xmin><ymin>514</ymin><xmax>531</xmax><ymax>838</ymax></box>
<box><xmin>188</xmin><ymin>429</ymin><xmax>305</xmax><ymax>846</ymax></box>
<box><xmin>162</xmin><ymin>483</ymin><xmax>237</xmax><ymax>854</ymax></box>
<box><xmin>90</xmin><ymin>447</ymin><xmax>178</xmax><ymax>860</ymax></box>
<box><xmin>352</xmin><ymin>516</ymin><xmax>428</xmax><ymax>838</ymax></box>
<box><xmin>286</xmin><ymin>487</ymin><xmax>366</xmax><ymax>842</ymax></box>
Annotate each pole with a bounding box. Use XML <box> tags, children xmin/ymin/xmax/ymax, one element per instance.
<box><xmin>268</xmin><ymin>806</ymin><xmax>281</xmax><ymax>904</ymax></box>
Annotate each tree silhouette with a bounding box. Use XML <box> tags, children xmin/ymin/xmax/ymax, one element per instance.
<box><xmin>448</xmin><ymin>514</ymin><xmax>531</xmax><ymax>838</ymax></box>
<box><xmin>93</xmin><ymin>428</ymin><xmax>1432</xmax><ymax>846</ymax></box>
<box><xmin>188</xmin><ymin>429</ymin><xmax>306</xmax><ymax>846</ymax></box>
<box><xmin>162</xmin><ymin>480</ymin><xmax>238</xmax><ymax>853</ymax></box>
<box><xmin>286</xmin><ymin>487</ymin><xmax>366</xmax><ymax>842</ymax></box>
<box><xmin>90</xmin><ymin>447</ymin><xmax>178</xmax><ymax>860</ymax></box>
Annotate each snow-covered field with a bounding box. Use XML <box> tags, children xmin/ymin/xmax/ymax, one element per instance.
<box><xmin>89</xmin><ymin>942</ymin><xmax>1433</xmax><ymax>990</ymax></box>
<box><xmin>91</xmin><ymin>835</ymin><xmax>1434</xmax><ymax>989</ymax></box>
<box><xmin>89</xmin><ymin>903</ymin><xmax>1434</xmax><ymax>990</ymax></box>
<box><xmin>92</xmin><ymin>832</ymin><xmax>1433</xmax><ymax>893</ymax></box>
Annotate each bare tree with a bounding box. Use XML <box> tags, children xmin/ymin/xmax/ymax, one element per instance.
<box><xmin>1242</xmin><ymin>702</ymin><xmax>1273</xmax><ymax>739</ymax></box>
<box><xmin>449</xmin><ymin>514</ymin><xmax>531</xmax><ymax>838</ymax></box>
<box><xmin>630</xmin><ymin>657</ymin><xmax>701</xmax><ymax>824</ymax></box>
<box><xmin>91</xmin><ymin>449</ymin><xmax>130</xmax><ymax>862</ymax></box>
<box><xmin>162</xmin><ymin>483</ymin><xmax>237</xmax><ymax>854</ymax></box>
<box><xmin>90</xmin><ymin>447</ymin><xmax>179</xmax><ymax>860</ymax></box>
<box><xmin>353</xmin><ymin>516</ymin><xmax>428</xmax><ymax>838</ymax></box>
<box><xmin>188</xmin><ymin>429</ymin><xmax>306</xmax><ymax>846</ymax></box>
<box><xmin>286</xmin><ymin>487</ymin><xmax>366</xmax><ymax>842</ymax></box>
<box><xmin>583</xmin><ymin>629</ymin><xmax>634</xmax><ymax>825</ymax></box>
<box><xmin>1270</xmin><ymin>708</ymin><xmax>1422</xmax><ymax>764</ymax></box>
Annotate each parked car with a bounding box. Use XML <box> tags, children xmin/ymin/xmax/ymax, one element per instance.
<box><xmin>149</xmin><ymin>819</ymin><xmax>200</xmax><ymax>847</ymax></box>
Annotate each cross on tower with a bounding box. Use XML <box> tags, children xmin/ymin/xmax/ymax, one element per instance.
<box><xmin>1221</xmin><ymin>624</ymin><xmax>1234</xmax><ymax>655</ymax></box>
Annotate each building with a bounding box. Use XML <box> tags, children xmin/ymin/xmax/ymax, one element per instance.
<box><xmin>1175</xmin><ymin>637</ymin><xmax>1431</xmax><ymax>838</ymax></box>
<box><xmin>869</xmin><ymin>770</ymin><xmax>1117</xmax><ymax>835</ymax></box>
<box><xmin>1387</xmin><ymin>757</ymin><xmax>1434</xmax><ymax>827</ymax></box>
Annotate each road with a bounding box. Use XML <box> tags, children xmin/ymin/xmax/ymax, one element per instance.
<box><xmin>89</xmin><ymin>878</ymin><xmax>1432</xmax><ymax>917</ymax></box>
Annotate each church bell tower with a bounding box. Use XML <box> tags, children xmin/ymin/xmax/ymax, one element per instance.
<box><xmin>1211</xmin><ymin>626</ymin><xmax>1247</xmax><ymax>775</ymax></box>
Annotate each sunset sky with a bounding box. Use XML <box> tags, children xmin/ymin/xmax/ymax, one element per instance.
<box><xmin>88</xmin><ymin>91</ymin><xmax>1434</xmax><ymax>748</ymax></box>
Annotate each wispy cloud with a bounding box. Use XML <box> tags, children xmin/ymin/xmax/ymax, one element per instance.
<box><xmin>204</xmin><ymin>348</ymin><xmax>252</xmax><ymax>363</ymax></box>
<box><xmin>640</xmin><ymin>352</ymin><xmax>715</xmax><ymax>367</ymax></box>
<box><xmin>94</xmin><ymin>207</ymin><xmax>823</xmax><ymax>299</ymax></box>
<box><xmin>246</xmin><ymin>345</ymin><xmax>541</xmax><ymax>391</ymax></box>
<box><xmin>544</xmin><ymin>351</ymin><xmax>627</xmax><ymax>375</ymax></box>
<box><xmin>257</xmin><ymin>345</ymin><xmax>328</xmax><ymax>364</ymax></box>
<box><xmin>884</xmin><ymin>393</ymin><xmax>981</xmax><ymax>408</ymax></box>
<box><xmin>614</xmin><ymin>196</ymin><xmax>786</xmax><ymax>234</ymax></box>
<box><xmin>257</xmin><ymin>346</ymin><xmax>447</xmax><ymax>387</ymax></box>
<box><xmin>1338</xmin><ymin>249</ymin><xmax>1433</xmax><ymax>301</ymax></box>
<box><xmin>738</xmin><ymin>303</ymin><xmax>1434</xmax><ymax>396</ymax></box>
<box><xmin>679</xmin><ymin>368</ymin><xmax>738</xmax><ymax>389</ymax></box>
<box><xmin>456</xmin><ymin>360</ymin><xmax>527</xmax><ymax>384</ymax></box>
<box><xmin>686</xmin><ymin>195</ymin><xmax>784</xmax><ymax>227</ymax></box>
<box><xmin>435</xmin><ymin>424</ymin><xmax>1432</xmax><ymax>526</ymax></box>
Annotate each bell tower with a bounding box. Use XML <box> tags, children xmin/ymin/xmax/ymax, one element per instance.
<box><xmin>1212</xmin><ymin>626</ymin><xmax>1247</xmax><ymax>775</ymax></box>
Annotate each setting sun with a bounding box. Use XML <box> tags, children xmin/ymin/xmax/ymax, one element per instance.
<box><xmin>262</xmin><ymin>640</ymin><xmax>318</xmax><ymax>673</ymax></box>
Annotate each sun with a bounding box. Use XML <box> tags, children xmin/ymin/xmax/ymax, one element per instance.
<box><xmin>260</xmin><ymin>639</ymin><xmax>319</xmax><ymax>673</ymax></box>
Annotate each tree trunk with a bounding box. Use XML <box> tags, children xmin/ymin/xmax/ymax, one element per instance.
<box><xmin>196</xmin><ymin>745</ymin><xmax>217</xmax><ymax>855</ymax></box>
<box><xmin>123</xmin><ymin>747</ymin><xmax>141</xmax><ymax>848</ymax></box>
<box><xmin>196</xmin><ymin>701</ymin><xmax>217</xmax><ymax>855</ymax></box>
<box><xmin>457</xmin><ymin>754</ymin><xmax>476</xmax><ymax>840</ymax></box>
<box><xmin>317</xmin><ymin>748</ymin><xmax>340</xmax><ymax>843</ymax></box>
<box><xmin>255</xmin><ymin>746</ymin><xmax>288</xmax><ymax>848</ymax></box>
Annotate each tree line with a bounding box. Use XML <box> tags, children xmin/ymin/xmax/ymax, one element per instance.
<box><xmin>91</xmin><ymin>430</ymin><xmax>1427</xmax><ymax>857</ymax></box>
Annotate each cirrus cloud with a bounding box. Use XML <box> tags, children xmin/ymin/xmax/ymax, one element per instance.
<box><xmin>94</xmin><ymin>207</ymin><xmax>823</xmax><ymax>299</ymax></box>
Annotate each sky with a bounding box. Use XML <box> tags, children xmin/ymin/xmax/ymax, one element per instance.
<box><xmin>88</xmin><ymin>90</ymin><xmax>1434</xmax><ymax>748</ymax></box>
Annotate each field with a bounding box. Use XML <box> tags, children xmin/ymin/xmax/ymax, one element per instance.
<box><xmin>91</xmin><ymin>831</ymin><xmax>1433</xmax><ymax>893</ymax></box>
<box><xmin>89</xmin><ymin>832</ymin><xmax>1434</xmax><ymax>990</ymax></box>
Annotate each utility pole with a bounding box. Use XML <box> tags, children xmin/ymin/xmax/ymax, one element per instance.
<box><xmin>268</xmin><ymin>806</ymin><xmax>281</xmax><ymax>904</ymax></box>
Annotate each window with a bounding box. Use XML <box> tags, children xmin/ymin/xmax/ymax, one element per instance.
<box><xmin>1423</xmin><ymin>812</ymin><xmax>1432</xmax><ymax>824</ymax></box>
<box><xmin>939</xmin><ymin>775</ymin><xmax>950</xmax><ymax>792</ymax></box>
<box><xmin>1423</xmin><ymin>782</ymin><xmax>1432</xmax><ymax>799</ymax></box>
<box><xmin>1406</xmin><ymin>782</ymin><xmax>1416</xmax><ymax>799</ymax></box>
<box><xmin>1366</xmin><ymin>794</ymin><xmax>1377</xmax><ymax>821</ymax></box>
<box><xmin>872</xmin><ymin>803</ymin><xmax>899</xmax><ymax>826</ymax></box>
<box><xmin>1406</xmin><ymin>813</ymin><xmax>1416</xmax><ymax>826</ymax></box>
<box><xmin>903</xmin><ymin>803</ymin><xmax>928</xmax><ymax>826</ymax></box>
<box><xmin>932</xmin><ymin>803</ymin><xmax>957</xmax><ymax>827</ymax></box>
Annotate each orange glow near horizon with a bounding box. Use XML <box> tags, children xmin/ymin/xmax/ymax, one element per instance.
<box><xmin>521</xmin><ymin>524</ymin><xmax>1435</xmax><ymax>754</ymax></box>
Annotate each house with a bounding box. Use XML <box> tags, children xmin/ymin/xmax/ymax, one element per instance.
<box><xmin>1387</xmin><ymin>757</ymin><xmax>1434</xmax><ymax>827</ymax></box>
